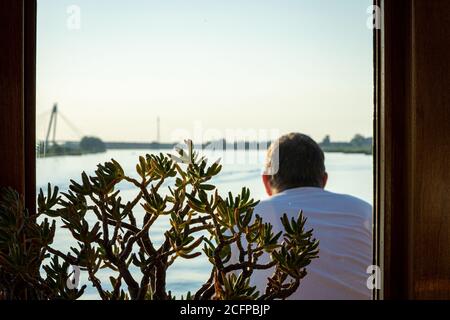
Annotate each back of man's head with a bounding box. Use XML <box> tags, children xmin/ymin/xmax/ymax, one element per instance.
<box><xmin>264</xmin><ymin>133</ymin><xmax>326</xmax><ymax>193</ymax></box>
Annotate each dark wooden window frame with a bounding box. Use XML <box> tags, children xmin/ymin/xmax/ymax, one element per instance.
<box><xmin>375</xmin><ymin>0</ymin><xmax>450</xmax><ymax>299</ymax></box>
<box><xmin>0</xmin><ymin>0</ymin><xmax>36</xmax><ymax>213</ymax></box>
<box><xmin>2</xmin><ymin>0</ymin><xmax>450</xmax><ymax>299</ymax></box>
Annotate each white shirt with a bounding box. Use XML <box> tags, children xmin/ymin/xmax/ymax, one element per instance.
<box><xmin>244</xmin><ymin>187</ymin><xmax>373</xmax><ymax>300</ymax></box>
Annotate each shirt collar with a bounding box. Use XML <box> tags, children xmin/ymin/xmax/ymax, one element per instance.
<box><xmin>276</xmin><ymin>186</ymin><xmax>325</xmax><ymax>196</ymax></box>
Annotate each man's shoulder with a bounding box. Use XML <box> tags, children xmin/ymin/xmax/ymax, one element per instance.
<box><xmin>256</xmin><ymin>188</ymin><xmax>372</xmax><ymax>218</ymax></box>
<box><xmin>259</xmin><ymin>188</ymin><xmax>371</xmax><ymax>205</ymax></box>
<box><xmin>319</xmin><ymin>189</ymin><xmax>372</xmax><ymax>219</ymax></box>
<box><xmin>325</xmin><ymin>190</ymin><xmax>372</xmax><ymax>209</ymax></box>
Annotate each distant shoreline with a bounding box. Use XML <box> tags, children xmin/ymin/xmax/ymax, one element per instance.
<box><xmin>38</xmin><ymin>138</ymin><xmax>373</xmax><ymax>158</ymax></box>
<box><xmin>105</xmin><ymin>142</ymin><xmax>373</xmax><ymax>155</ymax></box>
<box><xmin>320</xmin><ymin>146</ymin><xmax>372</xmax><ymax>155</ymax></box>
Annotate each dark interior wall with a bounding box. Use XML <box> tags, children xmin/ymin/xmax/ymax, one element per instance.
<box><xmin>0</xmin><ymin>0</ymin><xmax>36</xmax><ymax>212</ymax></box>
<box><xmin>382</xmin><ymin>0</ymin><xmax>450</xmax><ymax>299</ymax></box>
<box><xmin>0</xmin><ymin>0</ymin><xmax>25</xmax><ymax>193</ymax></box>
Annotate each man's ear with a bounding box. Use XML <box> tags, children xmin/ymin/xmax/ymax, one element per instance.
<box><xmin>262</xmin><ymin>175</ymin><xmax>273</xmax><ymax>196</ymax></box>
<box><xmin>322</xmin><ymin>172</ymin><xmax>328</xmax><ymax>188</ymax></box>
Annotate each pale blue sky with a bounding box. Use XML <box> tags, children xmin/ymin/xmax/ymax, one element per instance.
<box><xmin>37</xmin><ymin>0</ymin><xmax>373</xmax><ymax>143</ymax></box>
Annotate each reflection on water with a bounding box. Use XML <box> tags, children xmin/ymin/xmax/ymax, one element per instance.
<box><xmin>37</xmin><ymin>150</ymin><xmax>372</xmax><ymax>299</ymax></box>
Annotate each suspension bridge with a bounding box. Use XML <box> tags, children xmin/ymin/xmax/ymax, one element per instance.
<box><xmin>37</xmin><ymin>104</ymin><xmax>172</xmax><ymax>157</ymax></box>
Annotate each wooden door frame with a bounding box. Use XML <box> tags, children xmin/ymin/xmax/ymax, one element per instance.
<box><xmin>375</xmin><ymin>0</ymin><xmax>450</xmax><ymax>299</ymax></box>
<box><xmin>0</xmin><ymin>0</ymin><xmax>36</xmax><ymax>213</ymax></box>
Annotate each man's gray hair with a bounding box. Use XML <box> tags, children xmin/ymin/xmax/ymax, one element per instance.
<box><xmin>265</xmin><ymin>133</ymin><xmax>326</xmax><ymax>192</ymax></box>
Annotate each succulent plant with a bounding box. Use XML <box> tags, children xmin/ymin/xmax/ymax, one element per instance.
<box><xmin>0</xmin><ymin>140</ymin><xmax>318</xmax><ymax>300</ymax></box>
